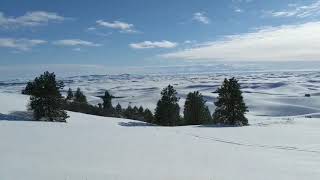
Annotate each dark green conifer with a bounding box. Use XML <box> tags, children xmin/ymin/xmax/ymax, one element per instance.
<box><xmin>74</xmin><ymin>88</ymin><xmax>87</xmax><ymax>104</ymax></box>
<box><xmin>102</xmin><ymin>90</ymin><xmax>112</xmax><ymax>110</ymax></box>
<box><xmin>66</xmin><ymin>88</ymin><xmax>74</xmax><ymax>101</ymax></box>
<box><xmin>154</xmin><ymin>85</ymin><xmax>180</xmax><ymax>126</ymax></box>
<box><xmin>183</xmin><ymin>91</ymin><xmax>212</xmax><ymax>125</ymax></box>
<box><xmin>213</xmin><ymin>77</ymin><xmax>248</xmax><ymax>126</ymax></box>
<box><xmin>143</xmin><ymin>108</ymin><xmax>154</xmax><ymax>123</ymax></box>
<box><xmin>29</xmin><ymin>71</ymin><xmax>68</xmax><ymax>122</ymax></box>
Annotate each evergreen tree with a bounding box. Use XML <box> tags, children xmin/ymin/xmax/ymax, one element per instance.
<box><xmin>102</xmin><ymin>90</ymin><xmax>113</xmax><ymax>110</ymax></box>
<box><xmin>143</xmin><ymin>108</ymin><xmax>154</xmax><ymax>123</ymax></box>
<box><xmin>132</xmin><ymin>106</ymin><xmax>140</xmax><ymax>120</ymax></box>
<box><xmin>124</xmin><ymin>105</ymin><xmax>133</xmax><ymax>119</ymax></box>
<box><xmin>138</xmin><ymin>106</ymin><xmax>144</xmax><ymax>114</ymax></box>
<box><xmin>154</xmin><ymin>85</ymin><xmax>180</xmax><ymax>126</ymax></box>
<box><xmin>213</xmin><ymin>77</ymin><xmax>248</xmax><ymax>126</ymax></box>
<box><xmin>115</xmin><ymin>103</ymin><xmax>123</xmax><ymax>117</ymax></box>
<box><xmin>74</xmin><ymin>88</ymin><xmax>87</xmax><ymax>104</ymax></box>
<box><xmin>183</xmin><ymin>91</ymin><xmax>212</xmax><ymax>125</ymax></box>
<box><xmin>29</xmin><ymin>71</ymin><xmax>68</xmax><ymax>122</ymax></box>
<box><xmin>66</xmin><ymin>88</ymin><xmax>74</xmax><ymax>101</ymax></box>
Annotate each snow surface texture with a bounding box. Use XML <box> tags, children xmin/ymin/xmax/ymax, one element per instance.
<box><xmin>1</xmin><ymin>71</ymin><xmax>320</xmax><ymax>117</ymax></box>
<box><xmin>1</xmin><ymin>92</ymin><xmax>320</xmax><ymax>180</ymax></box>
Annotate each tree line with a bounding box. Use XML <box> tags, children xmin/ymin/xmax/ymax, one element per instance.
<box><xmin>23</xmin><ymin>71</ymin><xmax>248</xmax><ymax>126</ymax></box>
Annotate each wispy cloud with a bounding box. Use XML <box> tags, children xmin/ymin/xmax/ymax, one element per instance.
<box><xmin>96</xmin><ymin>20</ymin><xmax>137</xmax><ymax>33</ymax></box>
<box><xmin>130</xmin><ymin>40</ymin><xmax>178</xmax><ymax>49</ymax></box>
<box><xmin>192</xmin><ymin>12</ymin><xmax>210</xmax><ymax>24</ymax></box>
<box><xmin>53</xmin><ymin>39</ymin><xmax>102</xmax><ymax>47</ymax></box>
<box><xmin>161</xmin><ymin>22</ymin><xmax>320</xmax><ymax>61</ymax></box>
<box><xmin>0</xmin><ymin>38</ymin><xmax>46</xmax><ymax>51</ymax></box>
<box><xmin>234</xmin><ymin>7</ymin><xmax>244</xmax><ymax>13</ymax></box>
<box><xmin>267</xmin><ymin>1</ymin><xmax>320</xmax><ymax>18</ymax></box>
<box><xmin>0</xmin><ymin>11</ymin><xmax>66</xmax><ymax>29</ymax></box>
<box><xmin>85</xmin><ymin>27</ymin><xmax>112</xmax><ymax>37</ymax></box>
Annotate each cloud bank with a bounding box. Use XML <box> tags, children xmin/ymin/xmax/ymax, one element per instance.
<box><xmin>162</xmin><ymin>22</ymin><xmax>320</xmax><ymax>61</ymax></box>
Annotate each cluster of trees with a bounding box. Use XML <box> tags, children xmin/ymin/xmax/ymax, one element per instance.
<box><xmin>63</xmin><ymin>88</ymin><xmax>154</xmax><ymax>123</ymax></box>
<box><xmin>154</xmin><ymin>78</ymin><xmax>248</xmax><ymax>126</ymax></box>
<box><xmin>23</xmin><ymin>72</ymin><xmax>248</xmax><ymax>126</ymax></box>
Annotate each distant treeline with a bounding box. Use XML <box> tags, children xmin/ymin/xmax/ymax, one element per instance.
<box><xmin>23</xmin><ymin>71</ymin><xmax>248</xmax><ymax>126</ymax></box>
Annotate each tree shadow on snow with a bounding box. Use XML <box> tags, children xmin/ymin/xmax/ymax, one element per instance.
<box><xmin>0</xmin><ymin>111</ymin><xmax>34</xmax><ymax>121</ymax></box>
<box><xmin>118</xmin><ymin>121</ymin><xmax>155</xmax><ymax>127</ymax></box>
<box><xmin>194</xmin><ymin>124</ymin><xmax>244</xmax><ymax>128</ymax></box>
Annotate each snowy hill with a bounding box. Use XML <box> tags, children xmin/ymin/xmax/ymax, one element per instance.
<box><xmin>0</xmin><ymin>92</ymin><xmax>320</xmax><ymax>180</ymax></box>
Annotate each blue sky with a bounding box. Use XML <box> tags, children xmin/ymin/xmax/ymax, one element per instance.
<box><xmin>1</xmin><ymin>0</ymin><xmax>320</xmax><ymax>67</ymax></box>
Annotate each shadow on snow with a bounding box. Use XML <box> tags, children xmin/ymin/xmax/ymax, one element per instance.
<box><xmin>0</xmin><ymin>111</ymin><xmax>34</xmax><ymax>121</ymax></box>
<box><xmin>118</xmin><ymin>121</ymin><xmax>155</xmax><ymax>127</ymax></box>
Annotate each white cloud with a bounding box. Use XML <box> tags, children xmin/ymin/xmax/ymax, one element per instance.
<box><xmin>161</xmin><ymin>22</ymin><xmax>320</xmax><ymax>61</ymax></box>
<box><xmin>0</xmin><ymin>11</ymin><xmax>65</xmax><ymax>29</ymax></box>
<box><xmin>234</xmin><ymin>8</ymin><xmax>244</xmax><ymax>13</ymax></box>
<box><xmin>130</xmin><ymin>40</ymin><xmax>178</xmax><ymax>49</ymax></box>
<box><xmin>0</xmin><ymin>38</ymin><xmax>46</xmax><ymax>51</ymax></box>
<box><xmin>268</xmin><ymin>1</ymin><xmax>320</xmax><ymax>18</ymax></box>
<box><xmin>96</xmin><ymin>20</ymin><xmax>136</xmax><ymax>33</ymax></box>
<box><xmin>192</xmin><ymin>12</ymin><xmax>210</xmax><ymax>24</ymax></box>
<box><xmin>53</xmin><ymin>39</ymin><xmax>102</xmax><ymax>47</ymax></box>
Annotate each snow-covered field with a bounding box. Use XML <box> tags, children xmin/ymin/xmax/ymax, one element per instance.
<box><xmin>1</xmin><ymin>84</ymin><xmax>320</xmax><ymax>179</ymax></box>
<box><xmin>1</xmin><ymin>70</ymin><xmax>320</xmax><ymax>179</ymax></box>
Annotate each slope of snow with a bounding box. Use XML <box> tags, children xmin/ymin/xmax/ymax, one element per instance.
<box><xmin>0</xmin><ymin>92</ymin><xmax>320</xmax><ymax>180</ymax></box>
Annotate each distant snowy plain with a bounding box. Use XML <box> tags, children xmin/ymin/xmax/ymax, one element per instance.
<box><xmin>1</xmin><ymin>70</ymin><xmax>320</xmax><ymax>118</ymax></box>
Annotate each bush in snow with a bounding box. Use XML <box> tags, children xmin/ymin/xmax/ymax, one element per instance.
<box><xmin>154</xmin><ymin>85</ymin><xmax>180</xmax><ymax>126</ymax></box>
<box><xmin>28</xmin><ymin>71</ymin><xmax>69</xmax><ymax>122</ymax></box>
<box><xmin>213</xmin><ymin>77</ymin><xmax>248</xmax><ymax>126</ymax></box>
<box><xmin>184</xmin><ymin>91</ymin><xmax>212</xmax><ymax>125</ymax></box>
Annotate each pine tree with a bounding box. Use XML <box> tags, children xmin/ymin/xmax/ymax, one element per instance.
<box><xmin>154</xmin><ymin>85</ymin><xmax>180</xmax><ymax>126</ymax></box>
<box><xmin>143</xmin><ymin>108</ymin><xmax>154</xmax><ymax>123</ymax></box>
<box><xmin>102</xmin><ymin>90</ymin><xmax>112</xmax><ymax>110</ymax></box>
<box><xmin>124</xmin><ymin>105</ymin><xmax>133</xmax><ymax>119</ymax></box>
<box><xmin>74</xmin><ymin>88</ymin><xmax>87</xmax><ymax>104</ymax></box>
<box><xmin>29</xmin><ymin>71</ymin><xmax>68</xmax><ymax>122</ymax></box>
<box><xmin>138</xmin><ymin>106</ymin><xmax>144</xmax><ymax>114</ymax></box>
<box><xmin>66</xmin><ymin>88</ymin><xmax>74</xmax><ymax>101</ymax></box>
<box><xmin>132</xmin><ymin>106</ymin><xmax>140</xmax><ymax>120</ymax></box>
<box><xmin>115</xmin><ymin>103</ymin><xmax>123</xmax><ymax>117</ymax></box>
<box><xmin>213</xmin><ymin>77</ymin><xmax>248</xmax><ymax>126</ymax></box>
<box><xmin>183</xmin><ymin>91</ymin><xmax>212</xmax><ymax>125</ymax></box>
